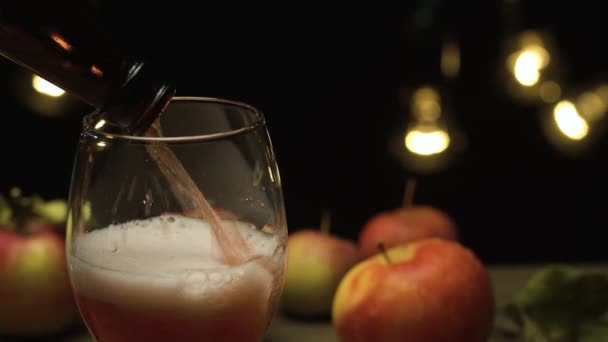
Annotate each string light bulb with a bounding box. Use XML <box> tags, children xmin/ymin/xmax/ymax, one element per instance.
<box><xmin>540</xmin><ymin>84</ymin><xmax>608</xmax><ymax>157</ymax></box>
<box><xmin>500</xmin><ymin>29</ymin><xmax>565</xmax><ymax>104</ymax></box>
<box><xmin>390</xmin><ymin>85</ymin><xmax>466</xmax><ymax>174</ymax></box>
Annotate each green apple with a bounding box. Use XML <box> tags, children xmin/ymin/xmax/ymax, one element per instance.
<box><xmin>281</xmin><ymin>212</ymin><xmax>361</xmax><ymax>318</ymax></box>
<box><xmin>33</xmin><ymin>199</ymin><xmax>68</xmax><ymax>225</ymax></box>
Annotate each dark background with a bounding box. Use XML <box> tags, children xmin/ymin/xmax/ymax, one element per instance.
<box><xmin>2</xmin><ymin>1</ymin><xmax>607</xmax><ymax>264</ymax></box>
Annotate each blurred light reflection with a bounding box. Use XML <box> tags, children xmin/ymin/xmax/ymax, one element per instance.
<box><xmin>405</xmin><ymin>125</ymin><xmax>450</xmax><ymax>156</ymax></box>
<box><xmin>32</xmin><ymin>75</ymin><xmax>65</xmax><ymax>97</ymax></box>
<box><xmin>553</xmin><ymin>100</ymin><xmax>588</xmax><ymax>140</ymax></box>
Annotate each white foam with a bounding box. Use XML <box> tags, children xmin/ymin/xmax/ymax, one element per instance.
<box><xmin>68</xmin><ymin>214</ymin><xmax>281</xmax><ymax>313</ymax></box>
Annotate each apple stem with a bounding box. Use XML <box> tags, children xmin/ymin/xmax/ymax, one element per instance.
<box><xmin>377</xmin><ymin>242</ymin><xmax>392</xmax><ymax>264</ymax></box>
<box><xmin>320</xmin><ymin>208</ymin><xmax>331</xmax><ymax>235</ymax></box>
<box><xmin>403</xmin><ymin>177</ymin><xmax>417</xmax><ymax>208</ymax></box>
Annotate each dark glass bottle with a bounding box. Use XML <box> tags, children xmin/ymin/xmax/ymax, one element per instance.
<box><xmin>0</xmin><ymin>0</ymin><xmax>175</xmax><ymax>135</ymax></box>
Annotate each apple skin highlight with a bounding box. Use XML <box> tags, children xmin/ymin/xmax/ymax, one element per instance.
<box><xmin>332</xmin><ymin>238</ymin><xmax>495</xmax><ymax>342</ymax></box>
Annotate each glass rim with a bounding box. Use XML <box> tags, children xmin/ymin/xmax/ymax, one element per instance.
<box><xmin>82</xmin><ymin>96</ymin><xmax>265</xmax><ymax>143</ymax></box>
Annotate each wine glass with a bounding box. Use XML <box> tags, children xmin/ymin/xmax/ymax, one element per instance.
<box><xmin>65</xmin><ymin>97</ymin><xmax>288</xmax><ymax>342</ymax></box>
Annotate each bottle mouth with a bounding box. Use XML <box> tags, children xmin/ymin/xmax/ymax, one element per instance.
<box><xmin>83</xmin><ymin>96</ymin><xmax>266</xmax><ymax>143</ymax></box>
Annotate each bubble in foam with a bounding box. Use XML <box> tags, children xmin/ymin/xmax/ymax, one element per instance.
<box><xmin>182</xmin><ymin>270</ymin><xmax>209</xmax><ymax>295</ymax></box>
<box><xmin>168</xmin><ymin>216</ymin><xmax>175</xmax><ymax>223</ymax></box>
<box><xmin>208</xmin><ymin>271</ymin><xmax>225</xmax><ymax>288</ymax></box>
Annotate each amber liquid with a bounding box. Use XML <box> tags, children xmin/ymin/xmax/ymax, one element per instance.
<box><xmin>74</xmin><ymin>284</ymin><xmax>273</xmax><ymax>342</ymax></box>
<box><xmin>69</xmin><ymin>216</ymin><xmax>285</xmax><ymax>342</ymax></box>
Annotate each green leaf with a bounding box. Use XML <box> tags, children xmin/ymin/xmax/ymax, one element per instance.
<box><xmin>502</xmin><ymin>264</ymin><xmax>608</xmax><ymax>342</ymax></box>
<box><xmin>33</xmin><ymin>199</ymin><xmax>68</xmax><ymax>225</ymax></box>
<box><xmin>579</xmin><ymin>321</ymin><xmax>608</xmax><ymax>342</ymax></box>
<box><xmin>0</xmin><ymin>194</ymin><xmax>12</xmax><ymax>226</ymax></box>
<box><xmin>521</xmin><ymin>314</ymin><xmax>553</xmax><ymax>342</ymax></box>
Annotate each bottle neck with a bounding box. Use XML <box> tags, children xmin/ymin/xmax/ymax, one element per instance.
<box><xmin>0</xmin><ymin>1</ymin><xmax>175</xmax><ymax>135</ymax></box>
<box><xmin>94</xmin><ymin>61</ymin><xmax>176</xmax><ymax>135</ymax></box>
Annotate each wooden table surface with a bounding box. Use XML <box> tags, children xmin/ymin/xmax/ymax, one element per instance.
<box><xmin>5</xmin><ymin>263</ymin><xmax>607</xmax><ymax>342</ymax></box>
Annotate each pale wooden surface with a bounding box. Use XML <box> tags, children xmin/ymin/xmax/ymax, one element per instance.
<box><xmin>5</xmin><ymin>263</ymin><xmax>608</xmax><ymax>342</ymax></box>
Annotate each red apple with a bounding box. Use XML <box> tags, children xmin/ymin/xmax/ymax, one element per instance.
<box><xmin>358</xmin><ymin>205</ymin><xmax>458</xmax><ymax>259</ymax></box>
<box><xmin>281</xmin><ymin>211</ymin><xmax>361</xmax><ymax>318</ymax></box>
<box><xmin>0</xmin><ymin>191</ymin><xmax>79</xmax><ymax>337</ymax></box>
<box><xmin>332</xmin><ymin>238</ymin><xmax>495</xmax><ymax>342</ymax></box>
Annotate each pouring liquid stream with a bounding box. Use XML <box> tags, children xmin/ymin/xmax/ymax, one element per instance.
<box><xmin>143</xmin><ymin>120</ymin><xmax>251</xmax><ymax>265</ymax></box>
